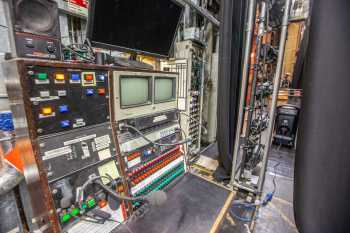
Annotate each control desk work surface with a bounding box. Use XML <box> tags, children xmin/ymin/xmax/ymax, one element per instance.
<box><xmin>115</xmin><ymin>173</ymin><xmax>234</xmax><ymax>233</ymax></box>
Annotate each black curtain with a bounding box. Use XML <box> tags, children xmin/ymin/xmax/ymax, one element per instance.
<box><xmin>294</xmin><ymin>0</ymin><xmax>350</xmax><ymax>232</ymax></box>
<box><xmin>215</xmin><ymin>0</ymin><xmax>247</xmax><ymax>178</ymax></box>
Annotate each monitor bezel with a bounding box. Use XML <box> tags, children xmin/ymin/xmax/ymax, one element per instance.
<box><xmin>86</xmin><ymin>0</ymin><xmax>184</xmax><ymax>58</ymax></box>
<box><xmin>154</xmin><ymin>76</ymin><xmax>177</xmax><ymax>104</ymax></box>
<box><xmin>119</xmin><ymin>75</ymin><xmax>153</xmax><ymax>109</ymax></box>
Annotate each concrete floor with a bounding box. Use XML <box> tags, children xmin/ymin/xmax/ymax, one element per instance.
<box><xmin>219</xmin><ymin>146</ymin><xmax>298</xmax><ymax>233</ymax></box>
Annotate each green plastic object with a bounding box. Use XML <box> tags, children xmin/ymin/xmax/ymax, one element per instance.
<box><xmin>81</xmin><ymin>203</ymin><xmax>87</xmax><ymax>209</ymax></box>
<box><xmin>36</xmin><ymin>73</ymin><xmax>48</xmax><ymax>80</ymax></box>
<box><xmin>71</xmin><ymin>208</ymin><xmax>80</xmax><ymax>216</ymax></box>
<box><xmin>87</xmin><ymin>198</ymin><xmax>96</xmax><ymax>208</ymax></box>
<box><xmin>61</xmin><ymin>213</ymin><xmax>71</xmax><ymax>223</ymax></box>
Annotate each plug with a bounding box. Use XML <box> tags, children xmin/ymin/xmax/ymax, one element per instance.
<box><xmin>262</xmin><ymin>192</ymin><xmax>274</xmax><ymax>206</ymax></box>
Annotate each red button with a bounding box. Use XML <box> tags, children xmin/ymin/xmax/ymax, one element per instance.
<box><xmin>98</xmin><ymin>88</ymin><xmax>106</xmax><ymax>95</ymax></box>
<box><xmin>84</xmin><ymin>74</ymin><xmax>94</xmax><ymax>81</ymax></box>
<box><xmin>98</xmin><ymin>200</ymin><xmax>107</xmax><ymax>208</ymax></box>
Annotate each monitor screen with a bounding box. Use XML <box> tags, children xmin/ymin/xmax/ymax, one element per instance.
<box><xmin>120</xmin><ymin>76</ymin><xmax>151</xmax><ymax>107</ymax></box>
<box><xmin>87</xmin><ymin>0</ymin><xmax>184</xmax><ymax>57</ymax></box>
<box><xmin>155</xmin><ymin>77</ymin><xmax>176</xmax><ymax>103</ymax></box>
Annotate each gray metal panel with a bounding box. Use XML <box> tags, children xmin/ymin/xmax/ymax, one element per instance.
<box><xmin>59</xmin><ymin>13</ymin><xmax>70</xmax><ymax>45</ymax></box>
<box><xmin>0</xmin><ymin>0</ymin><xmax>8</xmax><ymax>28</ymax></box>
<box><xmin>0</xmin><ymin>191</ymin><xmax>24</xmax><ymax>233</ymax></box>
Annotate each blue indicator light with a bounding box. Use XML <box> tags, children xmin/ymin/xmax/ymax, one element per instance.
<box><xmin>60</xmin><ymin>120</ymin><xmax>70</xmax><ymax>128</ymax></box>
<box><xmin>71</xmin><ymin>73</ymin><xmax>80</xmax><ymax>81</ymax></box>
<box><xmin>86</xmin><ymin>89</ymin><xmax>94</xmax><ymax>96</ymax></box>
<box><xmin>143</xmin><ymin>150</ymin><xmax>152</xmax><ymax>157</ymax></box>
<box><xmin>98</xmin><ymin>75</ymin><xmax>106</xmax><ymax>81</ymax></box>
<box><xmin>59</xmin><ymin>105</ymin><xmax>69</xmax><ymax>113</ymax></box>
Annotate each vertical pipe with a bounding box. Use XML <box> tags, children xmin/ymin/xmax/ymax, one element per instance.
<box><xmin>230</xmin><ymin>0</ymin><xmax>257</xmax><ymax>186</ymax></box>
<box><xmin>240</xmin><ymin>1</ymin><xmax>267</xmax><ymax>175</ymax></box>
<box><xmin>257</xmin><ymin>0</ymin><xmax>292</xmax><ymax>192</ymax></box>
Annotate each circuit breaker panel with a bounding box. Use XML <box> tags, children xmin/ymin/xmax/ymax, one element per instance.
<box><xmin>2</xmin><ymin>59</ymin><xmax>128</xmax><ymax>233</ymax></box>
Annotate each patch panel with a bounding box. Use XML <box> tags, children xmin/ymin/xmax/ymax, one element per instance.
<box><xmin>130</xmin><ymin>151</ymin><xmax>183</xmax><ymax>186</ymax></box>
<box><xmin>127</xmin><ymin>145</ymin><xmax>181</xmax><ymax>177</ymax></box>
<box><xmin>124</xmin><ymin>133</ymin><xmax>179</xmax><ymax>170</ymax></box>
<box><xmin>133</xmin><ymin>165</ymin><xmax>185</xmax><ymax>208</ymax></box>
<box><xmin>130</xmin><ymin>156</ymin><xmax>184</xmax><ymax>195</ymax></box>
<box><xmin>128</xmin><ymin>146</ymin><xmax>182</xmax><ymax>182</ymax></box>
<box><xmin>134</xmin><ymin>164</ymin><xmax>185</xmax><ymax>197</ymax></box>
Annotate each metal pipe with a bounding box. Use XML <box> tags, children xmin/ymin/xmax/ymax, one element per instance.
<box><xmin>178</xmin><ymin>0</ymin><xmax>220</xmax><ymax>27</ymax></box>
<box><xmin>240</xmin><ymin>1</ymin><xmax>267</xmax><ymax>176</ymax></box>
<box><xmin>232</xmin><ymin>181</ymin><xmax>258</xmax><ymax>194</ymax></box>
<box><xmin>230</xmin><ymin>0</ymin><xmax>257</xmax><ymax>186</ymax></box>
<box><xmin>257</xmin><ymin>0</ymin><xmax>292</xmax><ymax>192</ymax></box>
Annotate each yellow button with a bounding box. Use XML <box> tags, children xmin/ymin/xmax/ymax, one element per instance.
<box><xmin>42</xmin><ymin>107</ymin><xmax>53</xmax><ymax>115</ymax></box>
<box><xmin>55</xmin><ymin>74</ymin><xmax>65</xmax><ymax>81</ymax></box>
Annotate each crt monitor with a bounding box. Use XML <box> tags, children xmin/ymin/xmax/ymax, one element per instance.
<box><xmin>87</xmin><ymin>0</ymin><xmax>184</xmax><ymax>57</ymax></box>
<box><xmin>154</xmin><ymin>77</ymin><xmax>176</xmax><ymax>103</ymax></box>
<box><xmin>113</xmin><ymin>71</ymin><xmax>178</xmax><ymax>121</ymax></box>
<box><xmin>120</xmin><ymin>76</ymin><xmax>152</xmax><ymax>108</ymax></box>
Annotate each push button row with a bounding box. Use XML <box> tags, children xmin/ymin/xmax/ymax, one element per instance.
<box><xmin>85</xmin><ymin>88</ymin><xmax>106</xmax><ymax>96</ymax></box>
<box><xmin>41</xmin><ymin>105</ymin><xmax>69</xmax><ymax>115</ymax></box>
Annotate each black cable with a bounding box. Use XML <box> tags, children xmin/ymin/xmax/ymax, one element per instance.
<box><xmin>271</xmin><ymin>162</ymin><xmax>281</xmax><ymax>196</ymax></box>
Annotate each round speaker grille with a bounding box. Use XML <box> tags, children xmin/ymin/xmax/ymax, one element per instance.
<box><xmin>15</xmin><ymin>0</ymin><xmax>57</xmax><ymax>33</ymax></box>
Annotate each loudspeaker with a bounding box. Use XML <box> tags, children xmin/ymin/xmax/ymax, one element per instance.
<box><xmin>6</xmin><ymin>0</ymin><xmax>62</xmax><ymax>60</ymax></box>
<box><xmin>273</xmin><ymin>105</ymin><xmax>299</xmax><ymax>147</ymax></box>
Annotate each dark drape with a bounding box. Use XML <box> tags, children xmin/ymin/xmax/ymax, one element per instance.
<box><xmin>294</xmin><ymin>0</ymin><xmax>350</xmax><ymax>232</ymax></box>
<box><xmin>216</xmin><ymin>0</ymin><xmax>247</xmax><ymax>178</ymax></box>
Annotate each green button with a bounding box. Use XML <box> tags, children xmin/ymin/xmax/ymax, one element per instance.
<box><xmin>71</xmin><ymin>208</ymin><xmax>80</xmax><ymax>216</ymax></box>
<box><xmin>61</xmin><ymin>214</ymin><xmax>71</xmax><ymax>223</ymax></box>
<box><xmin>87</xmin><ymin>198</ymin><xmax>96</xmax><ymax>208</ymax></box>
<box><xmin>37</xmin><ymin>73</ymin><xmax>48</xmax><ymax>80</ymax></box>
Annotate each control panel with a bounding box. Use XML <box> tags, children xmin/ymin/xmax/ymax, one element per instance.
<box><xmin>15</xmin><ymin>32</ymin><xmax>62</xmax><ymax>60</ymax></box>
<box><xmin>24</xmin><ymin>65</ymin><xmax>109</xmax><ymax>135</ymax></box>
<box><xmin>39</xmin><ymin>123</ymin><xmax>116</xmax><ymax>182</ymax></box>
<box><xmin>3</xmin><ymin>60</ymin><xmax>129</xmax><ymax>232</ymax></box>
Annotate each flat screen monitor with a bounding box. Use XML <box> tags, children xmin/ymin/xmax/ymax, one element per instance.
<box><xmin>120</xmin><ymin>76</ymin><xmax>152</xmax><ymax>108</ymax></box>
<box><xmin>87</xmin><ymin>0</ymin><xmax>184</xmax><ymax>57</ymax></box>
<box><xmin>154</xmin><ymin>77</ymin><xmax>176</xmax><ymax>103</ymax></box>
